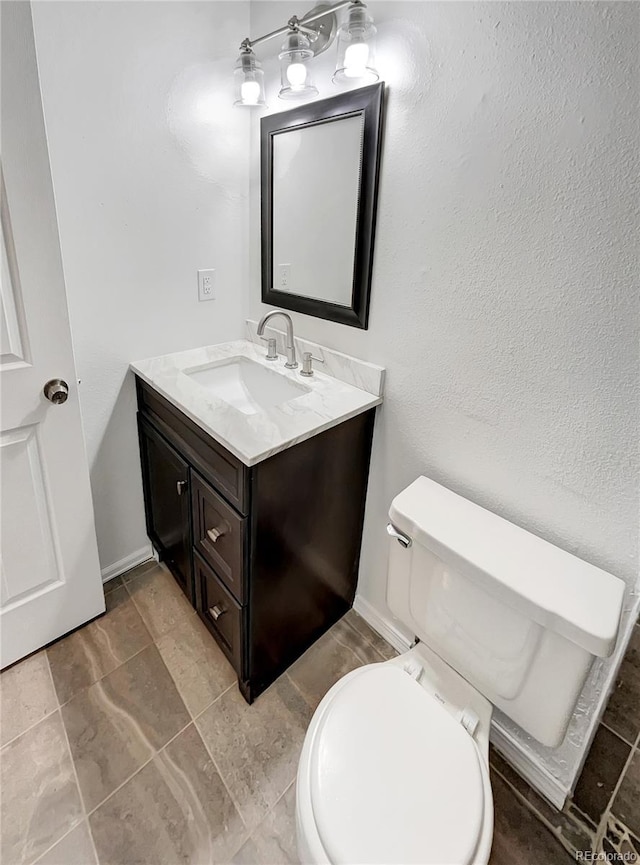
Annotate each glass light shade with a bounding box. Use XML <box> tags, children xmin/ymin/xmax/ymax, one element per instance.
<box><xmin>333</xmin><ymin>3</ymin><xmax>379</xmax><ymax>84</ymax></box>
<box><xmin>278</xmin><ymin>30</ymin><xmax>318</xmax><ymax>100</ymax></box>
<box><xmin>233</xmin><ymin>49</ymin><xmax>266</xmax><ymax>107</ymax></box>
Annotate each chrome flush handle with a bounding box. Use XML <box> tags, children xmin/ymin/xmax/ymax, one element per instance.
<box><xmin>386</xmin><ymin>523</ymin><xmax>412</xmax><ymax>548</ymax></box>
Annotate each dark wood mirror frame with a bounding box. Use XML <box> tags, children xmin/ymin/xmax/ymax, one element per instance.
<box><xmin>261</xmin><ymin>82</ymin><xmax>384</xmax><ymax>329</ymax></box>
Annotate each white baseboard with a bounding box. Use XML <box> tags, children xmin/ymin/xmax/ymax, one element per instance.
<box><xmin>101</xmin><ymin>545</ymin><xmax>154</xmax><ymax>584</ymax></box>
<box><xmin>353</xmin><ymin>594</ymin><xmax>413</xmax><ymax>654</ymax></box>
<box><xmin>490</xmin><ymin>722</ymin><xmax>568</xmax><ymax>808</ymax></box>
<box><xmin>352</xmin><ymin>593</ymin><xmax>569</xmax><ymax>808</ymax></box>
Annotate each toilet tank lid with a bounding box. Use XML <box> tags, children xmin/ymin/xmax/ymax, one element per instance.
<box><xmin>389</xmin><ymin>477</ymin><xmax>625</xmax><ymax>658</ymax></box>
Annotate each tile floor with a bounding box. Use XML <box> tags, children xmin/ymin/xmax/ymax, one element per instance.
<box><xmin>1</xmin><ymin>560</ymin><xmax>577</xmax><ymax>865</ymax></box>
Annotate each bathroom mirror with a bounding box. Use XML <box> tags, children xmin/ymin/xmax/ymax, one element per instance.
<box><xmin>261</xmin><ymin>83</ymin><xmax>384</xmax><ymax>329</ymax></box>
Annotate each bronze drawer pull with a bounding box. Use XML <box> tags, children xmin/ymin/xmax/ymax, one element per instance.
<box><xmin>207</xmin><ymin>525</ymin><xmax>227</xmax><ymax>543</ymax></box>
<box><xmin>209</xmin><ymin>604</ymin><xmax>226</xmax><ymax>621</ymax></box>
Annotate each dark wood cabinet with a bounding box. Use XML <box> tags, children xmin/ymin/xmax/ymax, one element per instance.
<box><xmin>138</xmin><ymin>416</ymin><xmax>193</xmax><ymax>604</ymax></box>
<box><xmin>135</xmin><ymin>376</ymin><xmax>376</xmax><ymax>702</ymax></box>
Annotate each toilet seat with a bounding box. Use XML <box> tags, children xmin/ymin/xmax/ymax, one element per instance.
<box><xmin>299</xmin><ymin>663</ymin><xmax>490</xmax><ymax>865</ymax></box>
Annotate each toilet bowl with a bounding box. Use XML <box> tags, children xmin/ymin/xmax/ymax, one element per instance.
<box><xmin>296</xmin><ymin>476</ymin><xmax>625</xmax><ymax>865</ymax></box>
<box><xmin>296</xmin><ymin>645</ymin><xmax>495</xmax><ymax>865</ymax></box>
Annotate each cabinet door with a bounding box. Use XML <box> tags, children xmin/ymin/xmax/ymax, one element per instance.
<box><xmin>138</xmin><ymin>416</ymin><xmax>193</xmax><ymax>603</ymax></box>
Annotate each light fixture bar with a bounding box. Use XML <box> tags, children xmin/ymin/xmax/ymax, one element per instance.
<box><xmin>298</xmin><ymin>0</ymin><xmax>355</xmax><ymax>28</ymax></box>
<box><xmin>240</xmin><ymin>0</ymin><xmax>359</xmax><ymax>52</ymax></box>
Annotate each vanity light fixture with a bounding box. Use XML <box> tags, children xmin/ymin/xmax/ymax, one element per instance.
<box><xmin>279</xmin><ymin>26</ymin><xmax>318</xmax><ymax>100</ymax></box>
<box><xmin>333</xmin><ymin>1</ymin><xmax>378</xmax><ymax>83</ymax></box>
<box><xmin>233</xmin><ymin>44</ymin><xmax>267</xmax><ymax>107</ymax></box>
<box><xmin>233</xmin><ymin>0</ymin><xmax>378</xmax><ymax>107</ymax></box>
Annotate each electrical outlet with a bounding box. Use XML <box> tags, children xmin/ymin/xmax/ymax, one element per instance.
<box><xmin>198</xmin><ymin>269</ymin><xmax>215</xmax><ymax>302</ymax></box>
<box><xmin>278</xmin><ymin>263</ymin><xmax>291</xmax><ymax>289</ymax></box>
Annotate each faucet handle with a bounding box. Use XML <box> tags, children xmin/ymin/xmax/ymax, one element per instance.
<box><xmin>260</xmin><ymin>336</ymin><xmax>278</xmax><ymax>361</ymax></box>
<box><xmin>300</xmin><ymin>352</ymin><xmax>325</xmax><ymax>377</ymax></box>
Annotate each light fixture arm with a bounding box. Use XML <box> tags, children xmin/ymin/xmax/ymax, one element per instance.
<box><xmin>238</xmin><ymin>0</ymin><xmax>363</xmax><ymax>53</ymax></box>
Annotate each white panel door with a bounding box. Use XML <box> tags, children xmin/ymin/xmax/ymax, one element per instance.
<box><xmin>0</xmin><ymin>2</ymin><xmax>104</xmax><ymax>667</ymax></box>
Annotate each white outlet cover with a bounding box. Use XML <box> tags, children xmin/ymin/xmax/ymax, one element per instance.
<box><xmin>278</xmin><ymin>263</ymin><xmax>291</xmax><ymax>289</ymax></box>
<box><xmin>198</xmin><ymin>269</ymin><xmax>215</xmax><ymax>302</ymax></box>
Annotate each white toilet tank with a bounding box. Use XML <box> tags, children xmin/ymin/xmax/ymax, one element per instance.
<box><xmin>387</xmin><ymin>477</ymin><xmax>625</xmax><ymax>747</ymax></box>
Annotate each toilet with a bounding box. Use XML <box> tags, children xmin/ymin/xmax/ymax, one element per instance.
<box><xmin>296</xmin><ymin>476</ymin><xmax>625</xmax><ymax>865</ymax></box>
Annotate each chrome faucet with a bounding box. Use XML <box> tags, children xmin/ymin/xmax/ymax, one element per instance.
<box><xmin>257</xmin><ymin>310</ymin><xmax>298</xmax><ymax>369</ymax></box>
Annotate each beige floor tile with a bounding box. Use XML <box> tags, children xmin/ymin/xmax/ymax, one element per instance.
<box><xmin>342</xmin><ymin>609</ymin><xmax>398</xmax><ymax>661</ymax></box>
<box><xmin>120</xmin><ymin>559</ymin><xmax>159</xmax><ymax>584</ymax></box>
<box><xmin>102</xmin><ymin>576</ymin><xmax>123</xmax><ymax>595</ymax></box>
<box><xmin>47</xmin><ymin>586</ymin><xmax>152</xmax><ymax>704</ymax></box>
<box><xmin>33</xmin><ymin>821</ymin><xmax>97</xmax><ymax>865</ymax></box>
<box><xmin>232</xmin><ymin>782</ymin><xmax>299</xmax><ymax>865</ymax></box>
<box><xmin>0</xmin><ymin>712</ymin><xmax>83</xmax><ymax>865</ymax></box>
<box><xmin>61</xmin><ymin>644</ymin><xmax>190</xmax><ymax>812</ymax></box>
<box><xmin>287</xmin><ymin>617</ymin><xmax>386</xmax><ymax>710</ymax></box>
<box><xmin>0</xmin><ymin>652</ymin><xmax>58</xmax><ymax>747</ymax></box>
<box><xmin>196</xmin><ymin>676</ymin><xmax>312</xmax><ymax>831</ymax></box>
<box><xmin>230</xmin><ymin>835</ymin><xmax>262</xmax><ymax>864</ymax></box>
<box><xmin>156</xmin><ymin>613</ymin><xmax>236</xmax><ymax>718</ymax></box>
<box><xmin>89</xmin><ymin>724</ymin><xmax>246</xmax><ymax>865</ymax></box>
<box><xmin>126</xmin><ymin>565</ymin><xmax>196</xmax><ymax>640</ymax></box>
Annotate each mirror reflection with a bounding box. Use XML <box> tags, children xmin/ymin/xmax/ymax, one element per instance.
<box><xmin>272</xmin><ymin>115</ymin><xmax>364</xmax><ymax>307</ymax></box>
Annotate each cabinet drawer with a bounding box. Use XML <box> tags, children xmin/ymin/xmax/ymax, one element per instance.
<box><xmin>195</xmin><ymin>553</ymin><xmax>242</xmax><ymax>675</ymax></box>
<box><xmin>192</xmin><ymin>471</ymin><xmax>246</xmax><ymax>603</ymax></box>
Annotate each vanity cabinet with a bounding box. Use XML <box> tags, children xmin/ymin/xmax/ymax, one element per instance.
<box><xmin>138</xmin><ymin>417</ymin><xmax>193</xmax><ymax>604</ymax></box>
<box><xmin>135</xmin><ymin>376</ymin><xmax>376</xmax><ymax>702</ymax></box>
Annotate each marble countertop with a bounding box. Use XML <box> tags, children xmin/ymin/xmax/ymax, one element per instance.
<box><xmin>130</xmin><ymin>340</ymin><xmax>383</xmax><ymax>466</ymax></box>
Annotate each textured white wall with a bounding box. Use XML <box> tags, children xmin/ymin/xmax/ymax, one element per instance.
<box><xmin>246</xmin><ymin>1</ymin><xmax>639</xmax><ymax>792</ymax></box>
<box><xmin>31</xmin><ymin>1</ymin><xmax>250</xmax><ymax>576</ymax></box>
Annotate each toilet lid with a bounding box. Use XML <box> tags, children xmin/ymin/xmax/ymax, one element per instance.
<box><xmin>309</xmin><ymin>665</ymin><xmax>486</xmax><ymax>865</ymax></box>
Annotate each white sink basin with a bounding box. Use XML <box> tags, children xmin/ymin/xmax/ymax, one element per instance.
<box><xmin>183</xmin><ymin>356</ymin><xmax>310</xmax><ymax>415</ymax></box>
